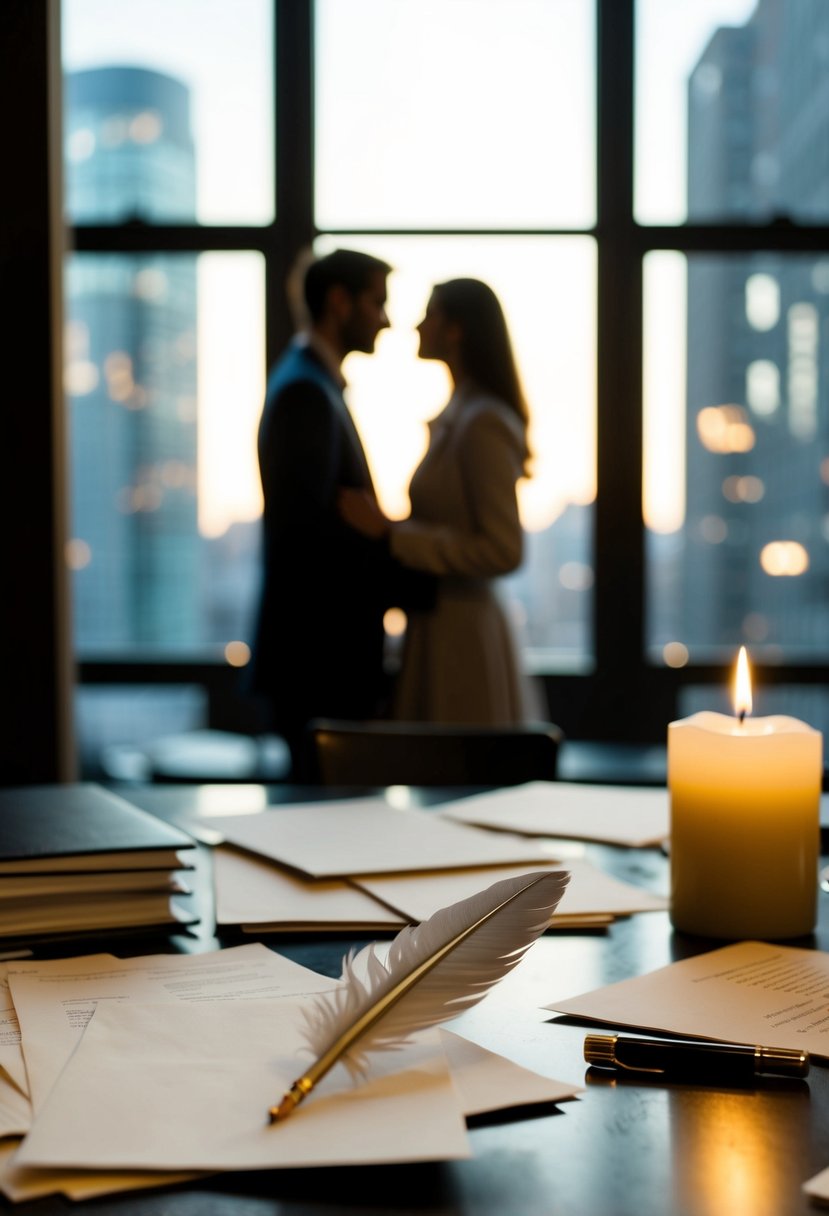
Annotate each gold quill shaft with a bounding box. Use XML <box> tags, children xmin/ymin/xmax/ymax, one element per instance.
<box><xmin>267</xmin><ymin>872</ymin><xmax>552</xmax><ymax>1123</ymax></box>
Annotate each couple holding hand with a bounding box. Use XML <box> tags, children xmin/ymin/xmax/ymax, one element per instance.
<box><xmin>248</xmin><ymin>248</ymin><xmax>539</xmax><ymax>776</ymax></box>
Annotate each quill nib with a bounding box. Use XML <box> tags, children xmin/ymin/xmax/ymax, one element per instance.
<box><xmin>268</xmin><ymin>1079</ymin><xmax>310</xmax><ymax>1123</ymax></box>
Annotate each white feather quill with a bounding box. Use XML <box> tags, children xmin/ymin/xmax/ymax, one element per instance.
<box><xmin>268</xmin><ymin>867</ymin><xmax>569</xmax><ymax>1122</ymax></box>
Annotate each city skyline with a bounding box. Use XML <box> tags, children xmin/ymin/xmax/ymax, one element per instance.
<box><xmin>63</xmin><ymin>0</ymin><xmax>828</xmax><ymax>679</ymax></box>
<box><xmin>63</xmin><ymin>0</ymin><xmax>760</xmax><ymax>548</ymax></box>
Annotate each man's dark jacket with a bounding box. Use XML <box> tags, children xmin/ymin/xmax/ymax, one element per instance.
<box><xmin>249</xmin><ymin>340</ymin><xmax>430</xmax><ymax>739</ymax></box>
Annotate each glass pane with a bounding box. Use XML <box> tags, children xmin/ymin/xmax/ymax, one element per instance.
<box><xmin>645</xmin><ymin>251</ymin><xmax>829</xmax><ymax>663</ymax></box>
<box><xmin>314</xmin><ymin>234</ymin><xmax>596</xmax><ymax>669</ymax></box>
<box><xmin>636</xmin><ymin>0</ymin><xmax>829</xmax><ymax>224</ymax></box>
<box><xmin>62</xmin><ymin>0</ymin><xmax>273</xmax><ymax>224</ymax></box>
<box><xmin>76</xmin><ymin>685</ymin><xmax>206</xmax><ymax>777</ymax></box>
<box><xmin>65</xmin><ymin>252</ymin><xmax>265</xmax><ymax>656</ymax></box>
<box><xmin>315</xmin><ymin>0</ymin><xmax>594</xmax><ymax>230</ymax></box>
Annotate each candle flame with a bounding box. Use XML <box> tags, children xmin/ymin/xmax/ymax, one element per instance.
<box><xmin>734</xmin><ymin>646</ymin><xmax>753</xmax><ymax>721</ymax></box>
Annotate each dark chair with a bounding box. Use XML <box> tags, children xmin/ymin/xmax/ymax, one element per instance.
<box><xmin>309</xmin><ymin>719</ymin><xmax>563</xmax><ymax>787</ymax></box>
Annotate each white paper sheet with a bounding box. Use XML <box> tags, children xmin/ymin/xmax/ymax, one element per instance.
<box><xmin>803</xmin><ymin>1162</ymin><xmax>829</xmax><ymax>1201</ymax></box>
<box><xmin>213</xmin><ymin>845</ymin><xmax>405</xmax><ymax>929</ymax></box>
<box><xmin>439</xmin><ymin>1029</ymin><xmax>582</xmax><ymax>1114</ymax></box>
<box><xmin>15</xmin><ymin>999</ymin><xmax>470</xmax><ymax>1171</ymax></box>
<box><xmin>208</xmin><ymin>801</ymin><xmax>550</xmax><ymax>878</ymax></box>
<box><xmin>0</xmin><ymin>1026</ymin><xmax>582</xmax><ymax>1203</ymax></box>
<box><xmin>0</xmin><ymin>1134</ymin><xmax>202</xmax><ymax>1204</ymax></box>
<box><xmin>0</xmin><ymin>971</ymin><xmax>27</xmax><ymax>1099</ymax></box>
<box><xmin>8</xmin><ymin>942</ymin><xmax>336</xmax><ymax>1113</ymax></box>
<box><xmin>354</xmin><ymin>859</ymin><xmax>667</xmax><ymax>924</ymax></box>
<box><xmin>439</xmin><ymin>782</ymin><xmax>670</xmax><ymax>848</ymax></box>
<box><xmin>1</xmin><ymin>954</ymin><xmax>127</xmax><ymax>1101</ymax></box>
<box><xmin>0</xmin><ymin>1084</ymin><xmax>29</xmax><ymax>1138</ymax></box>
<box><xmin>3</xmin><ymin>938</ymin><xmax>583</xmax><ymax>1201</ymax></box>
<box><xmin>547</xmin><ymin>939</ymin><xmax>829</xmax><ymax>1058</ymax></box>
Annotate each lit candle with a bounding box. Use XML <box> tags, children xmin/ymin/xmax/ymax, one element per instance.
<box><xmin>669</xmin><ymin>648</ymin><xmax>823</xmax><ymax>939</ymax></box>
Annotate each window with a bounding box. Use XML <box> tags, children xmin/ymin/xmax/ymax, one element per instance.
<box><xmin>63</xmin><ymin>0</ymin><xmax>274</xmax><ymax>225</ymax></box>
<box><xmin>639</xmin><ymin>0</ymin><xmax>829</xmax><ymax>735</ymax></box>
<box><xmin>315</xmin><ymin>0</ymin><xmax>594</xmax><ymax>230</ymax></box>
<box><xmin>61</xmin><ymin>0</ymin><xmax>829</xmax><ymax>760</ymax></box>
<box><xmin>322</xmin><ymin>233</ymin><xmax>596</xmax><ymax>665</ymax></box>
<box><xmin>65</xmin><ymin>252</ymin><xmax>265</xmax><ymax>654</ymax></box>
<box><xmin>635</xmin><ymin>0</ymin><xmax>829</xmax><ymax>225</ymax></box>
<box><xmin>645</xmin><ymin>252</ymin><xmax>829</xmax><ymax>666</ymax></box>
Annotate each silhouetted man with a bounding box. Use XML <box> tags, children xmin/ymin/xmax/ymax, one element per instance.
<box><xmin>249</xmin><ymin>249</ymin><xmax>429</xmax><ymax>777</ymax></box>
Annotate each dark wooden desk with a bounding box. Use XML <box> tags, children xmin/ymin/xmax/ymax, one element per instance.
<box><xmin>6</xmin><ymin>782</ymin><xmax>829</xmax><ymax>1216</ymax></box>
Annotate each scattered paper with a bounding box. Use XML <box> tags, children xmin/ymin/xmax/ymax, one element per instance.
<box><xmin>0</xmin><ymin>1023</ymin><xmax>582</xmax><ymax>1202</ymax></box>
<box><xmin>213</xmin><ymin>845</ymin><xmax>404</xmax><ymax>930</ymax></box>
<box><xmin>0</xmin><ymin>1132</ymin><xmax>204</xmax><ymax>1204</ymax></box>
<box><xmin>439</xmin><ymin>782</ymin><xmax>670</xmax><ymax>848</ymax></box>
<box><xmin>208</xmin><ymin>800</ymin><xmax>550</xmax><ymax>878</ymax></box>
<box><xmin>8</xmin><ymin>943</ymin><xmax>336</xmax><ymax>1113</ymax></box>
<box><xmin>1</xmin><ymin>862</ymin><xmax>589</xmax><ymax>1200</ymax></box>
<box><xmin>15</xmin><ymin>999</ymin><xmax>471</xmax><ymax>1171</ymax></box>
<box><xmin>353</xmin><ymin>859</ymin><xmax>667</xmax><ymax>924</ymax></box>
<box><xmin>0</xmin><ymin>1085</ymin><xmax>29</xmax><ymax>1139</ymax></box>
<box><xmin>547</xmin><ymin>939</ymin><xmax>829</xmax><ymax>1058</ymax></box>
<box><xmin>440</xmin><ymin>1029</ymin><xmax>582</xmax><ymax>1115</ymax></box>
<box><xmin>802</xmin><ymin>1162</ymin><xmax>829</xmax><ymax>1202</ymax></box>
<box><xmin>0</xmin><ymin>970</ymin><xmax>27</xmax><ymax>1098</ymax></box>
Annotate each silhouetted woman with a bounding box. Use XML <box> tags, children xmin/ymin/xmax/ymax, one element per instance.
<box><xmin>339</xmin><ymin>277</ymin><xmax>539</xmax><ymax>724</ymax></box>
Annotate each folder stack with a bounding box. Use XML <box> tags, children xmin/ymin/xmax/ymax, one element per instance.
<box><xmin>0</xmin><ymin>784</ymin><xmax>198</xmax><ymax>945</ymax></box>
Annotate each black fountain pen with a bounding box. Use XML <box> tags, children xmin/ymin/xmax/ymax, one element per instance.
<box><xmin>584</xmin><ymin>1034</ymin><xmax>810</xmax><ymax>1083</ymax></box>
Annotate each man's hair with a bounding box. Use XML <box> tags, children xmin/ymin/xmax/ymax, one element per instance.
<box><xmin>303</xmin><ymin>248</ymin><xmax>391</xmax><ymax>322</ymax></box>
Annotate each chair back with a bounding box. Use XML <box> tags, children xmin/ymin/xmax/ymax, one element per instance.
<box><xmin>309</xmin><ymin>719</ymin><xmax>562</xmax><ymax>787</ymax></box>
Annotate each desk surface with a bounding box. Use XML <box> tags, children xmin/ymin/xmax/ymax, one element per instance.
<box><xmin>6</xmin><ymin>782</ymin><xmax>829</xmax><ymax>1216</ymax></box>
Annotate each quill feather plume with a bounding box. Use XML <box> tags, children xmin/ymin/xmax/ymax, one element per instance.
<box><xmin>268</xmin><ymin>868</ymin><xmax>569</xmax><ymax>1122</ymax></box>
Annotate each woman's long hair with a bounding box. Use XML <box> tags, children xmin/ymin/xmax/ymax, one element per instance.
<box><xmin>433</xmin><ymin>278</ymin><xmax>530</xmax><ymax>431</ymax></box>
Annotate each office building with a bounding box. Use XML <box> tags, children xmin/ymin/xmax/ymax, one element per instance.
<box><xmin>682</xmin><ymin>0</ymin><xmax>829</xmax><ymax>673</ymax></box>
<box><xmin>65</xmin><ymin>66</ymin><xmax>200</xmax><ymax>651</ymax></box>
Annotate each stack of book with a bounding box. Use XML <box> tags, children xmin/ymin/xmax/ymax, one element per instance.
<box><xmin>0</xmin><ymin>783</ymin><xmax>198</xmax><ymax>946</ymax></box>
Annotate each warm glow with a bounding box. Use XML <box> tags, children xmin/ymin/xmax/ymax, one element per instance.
<box><xmin>383</xmin><ymin>607</ymin><xmax>407</xmax><ymax>637</ymax></box>
<box><xmin>722</xmin><ymin>474</ymin><xmax>764</xmax><ymax>504</ymax></box>
<box><xmin>64</xmin><ymin>359</ymin><xmax>99</xmax><ymax>396</ymax></box>
<box><xmin>333</xmin><ymin>234</ymin><xmax>597</xmax><ymax>536</ymax></box>
<box><xmin>663</xmin><ymin>641</ymin><xmax>689</xmax><ymax>668</ymax></box>
<box><xmin>670</xmin><ymin>1088</ymin><xmax>794</xmax><ymax>1216</ymax></box>
<box><xmin>760</xmin><ymin>540</ymin><xmax>809</xmax><ymax>577</ymax></box>
<box><xmin>733</xmin><ymin>645</ymin><xmax>752</xmax><ymax>720</ymax></box>
<box><xmin>65</xmin><ymin>538</ymin><xmax>92</xmax><ymax>570</ymax></box>
<box><xmin>224</xmin><ymin>640</ymin><xmax>250</xmax><ymax>667</ymax></box>
<box><xmin>745</xmin><ymin>272</ymin><xmax>779</xmax><ymax>331</ymax></box>
<box><xmin>643</xmin><ymin>251</ymin><xmax>686</xmax><ymax>534</ymax></box>
<box><xmin>129</xmin><ymin>109</ymin><xmax>162</xmax><ymax>144</ymax></box>
<box><xmin>696</xmin><ymin>405</ymin><xmax>755</xmax><ymax>453</ymax></box>
<box><xmin>197</xmin><ymin>254</ymin><xmax>266</xmax><ymax>538</ymax></box>
<box><xmin>67</xmin><ymin>127</ymin><xmax>95</xmax><ymax>162</ymax></box>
